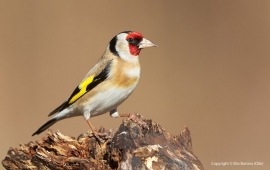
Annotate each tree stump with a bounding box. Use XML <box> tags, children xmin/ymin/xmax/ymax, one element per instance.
<box><xmin>2</xmin><ymin>115</ymin><xmax>204</xmax><ymax>170</ymax></box>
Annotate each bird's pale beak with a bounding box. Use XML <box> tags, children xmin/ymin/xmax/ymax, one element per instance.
<box><xmin>139</xmin><ymin>38</ymin><xmax>158</xmax><ymax>49</ymax></box>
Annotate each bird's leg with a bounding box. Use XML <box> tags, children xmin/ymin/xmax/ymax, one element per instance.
<box><xmin>84</xmin><ymin>110</ymin><xmax>107</xmax><ymax>140</ymax></box>
<box><xmin>86</xmin><ymin>119</ymin><xmax>97</xmax><ymax>132</ymax></box>
<box><xmin>110</xmin><ymin>108</ymin><xmax>148</xmax><ymax>129</ymax></box>
<box><xmin>86</xmin><ymin>119</ymin><xmax>107</xmax><ymax>143</ymax></box>
<box><xmin>118</xmin><ymin>113</ymin><xmax>130</xmax><ymax>117</ymax></box>
<box><xmin>86</xmin><ymin>119</ymin><xmax>107</xmax><ymax>137</ymax></box>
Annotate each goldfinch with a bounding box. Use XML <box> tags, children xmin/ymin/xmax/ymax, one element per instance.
<box><xmin>32</xmin><ymin>31</ymin><xmax>157</xmax><ymax>136</ymax></box>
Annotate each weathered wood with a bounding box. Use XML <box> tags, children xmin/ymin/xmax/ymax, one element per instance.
<box><xmin>2</xmin><ymin>115</ymin><xmax>204</xmax><ymax>170</ymax></box>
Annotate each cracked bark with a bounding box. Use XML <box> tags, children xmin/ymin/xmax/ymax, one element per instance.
<box><xmin>2</xmin><ymin>115</ymin><xmax>204</xmax><ymax>170</ymax></box>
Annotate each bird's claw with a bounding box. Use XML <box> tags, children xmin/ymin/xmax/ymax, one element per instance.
<box><xmin>88</xmin><ymin>127</ymin><xmax>113</xmax><ymax>143</ymax></box>
<box><xmin>126</xmin><ymin>113</ymin><xmax>149</xmax><ymax>130</ymax></box>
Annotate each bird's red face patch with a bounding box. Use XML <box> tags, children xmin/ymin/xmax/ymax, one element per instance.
<box><xmin>126</xmin><ymin>32</ymin><xmax>143</xmax><ymax>56</ymax></box>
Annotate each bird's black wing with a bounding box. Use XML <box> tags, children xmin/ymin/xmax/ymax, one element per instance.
<box><xmin>48</xmin><ymin>60</ymin><xmax>112</xmax><ymax>116</ymax></box>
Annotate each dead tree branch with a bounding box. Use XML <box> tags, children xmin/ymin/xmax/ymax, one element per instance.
<box><xmin>2</xmin><ymin>115</ymin><xmax>203</xmax><ymax>170</ymax></box>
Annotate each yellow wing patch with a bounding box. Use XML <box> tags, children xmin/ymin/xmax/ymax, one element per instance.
<box><xmin>69</xmin><ymin>75</ymin><xmax>95</xmax><ymax>104</ymax></box>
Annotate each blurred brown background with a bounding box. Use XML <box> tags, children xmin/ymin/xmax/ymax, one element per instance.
<box><xmin>1</xmin><ymin>1</ymin><xmax>270</xmax><ymax>169</ymax></box>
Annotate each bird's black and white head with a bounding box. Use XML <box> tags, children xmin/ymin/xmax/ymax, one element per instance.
<box><xmin>108</xmin><ymin>31</ymin><xmax>157</xmax><ymax>62</ymax></box>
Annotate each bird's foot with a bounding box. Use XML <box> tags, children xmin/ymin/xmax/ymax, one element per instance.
<box><xmin>120</xmin><ymin>113</ymin><xmax>149</xmax><ymax>130</ymax></box>
<box><xmin>88</xmin><ymin>126</ymin><xmax>113</xmax><ymax>143</ymax></box>
<box><xmin>87</xmin><ymin>129</ymin><xmax>105</xmax><ymax>143</ymax></box>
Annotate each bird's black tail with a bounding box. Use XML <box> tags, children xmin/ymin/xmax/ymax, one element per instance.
<box><xmin>32</xmin><ymin>118</ymin><xmax>58</xmax><ymax>136</ymax></box>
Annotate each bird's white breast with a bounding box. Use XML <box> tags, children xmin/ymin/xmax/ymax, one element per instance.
<box><xmin>87</xmin><ymin>85</ymin><xmax>137</xmax><ymax>117</ymax></box>
<box><xmin>84</xmin><ymin>65</ymin><xmax>140</xmax><ymax>117</ymax></box>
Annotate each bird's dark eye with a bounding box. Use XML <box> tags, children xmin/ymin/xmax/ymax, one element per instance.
<box><xmin>127</xmin><ymin>38</ymin><xmax>134</xmax><ymax>43</ymax></box>
<box><xmin>127</xmin><ymin>38</ymin><xmax>140</xmax><ymax>46</ymax></box>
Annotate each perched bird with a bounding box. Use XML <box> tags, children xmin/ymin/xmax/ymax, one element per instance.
<box><xmin>32</xmin><ymin>31</ymin><xmax>157</xmax><ymax>136</ymax></box>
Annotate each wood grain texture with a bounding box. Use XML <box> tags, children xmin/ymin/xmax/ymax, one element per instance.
<box><xmin>2</xmin><ymin>115</ymin><xmax>203</xmax><ymax>170</ymax></box>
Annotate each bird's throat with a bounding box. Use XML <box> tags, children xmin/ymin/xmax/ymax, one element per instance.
<box><xmin>128</xmin><ymin>45</ymin><xmax>141</xmax><ymax>56</ymax></box>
